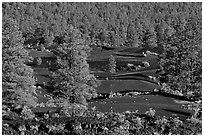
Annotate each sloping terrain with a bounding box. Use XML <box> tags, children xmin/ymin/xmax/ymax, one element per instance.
<box><xmin>28</xmin><ymin>46</ymin><xmax>193</xmax><ymax>119</ymax></box>
<box><xmin>89</xmin><ymin>95</ymin><xmax>194</xmax><ymax>120</ymax></box>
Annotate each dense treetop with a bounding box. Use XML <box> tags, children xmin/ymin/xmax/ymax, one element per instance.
<box><xmin>2</xmin><ymin>2</ymin><xmax>201</xmax><ymax>47</ymax></box>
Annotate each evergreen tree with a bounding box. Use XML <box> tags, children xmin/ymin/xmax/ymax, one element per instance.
<box><xmin>44</xmin><ymin>30</ymin><xmax>54</xmax><ymax>48</ymax></box>
<box><xmin>146</xmin><ymin>27</ymin><xmax>158</xmax><ymax>48</ymax></box>
<box><xmin>126</xmin><ymin>22</ymin><xmax>137</xmax><ymax>47</ymax></box>
<box><xmin>2</xmin><ymin>18</ymin><xmax>37</xmax><ymax>109</ymax></box>
<box><xmin>141</xmin><ymin>27</ymin><xmax>158</xmax><ymax>49</ymax></box>
<box><xmin>109</xmin><ymin>55</ymin><xmax>116</xmax><ymax>74</ymax></box>
<box><xmin>49</xmin><ymin>27</ymin><xmax>99</xmax><ymax>105</ymax></box>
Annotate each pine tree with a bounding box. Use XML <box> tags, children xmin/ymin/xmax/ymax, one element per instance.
<box><xmin>126</xmin><ymin>22</ymin><xmax>136</xmax><ymax>47</ymax></box>
<box><xmin>109</xmin><ymin>55</ymin><xmax>116</xmax><ymax>73</ymax></box>
<box><xmin>146</xmin><ymin>28</ymin><xmax>158</xmax><ymax>48</ymax></box>
<box><xmin>44</xmin><ymin>30</ymin><xmax>54</xmax><ymax>48</ymax></box>
<box><xmin>49</xmin><ymin>27</ymin><xmax>99</xmax><ymax>105</ymax></box>
<box><xmin>2</xmin><ymin>18</ymin><xmax>37</xmax><ymax>109</ymax></box>
<box><xmin>141</xmin><ymin>27</ymin><xmax>158</xmax><ymax>49</ymax></box>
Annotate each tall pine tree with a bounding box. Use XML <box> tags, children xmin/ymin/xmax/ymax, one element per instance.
<box><xmin>49</xmin><ymin>27</ymin><xmax>99</xmax><ymax>106</ymax></box>
<box><xmin>2</xmin><ymin>18</ymin><xmax>37</xmax><ymax>109</ymax></box>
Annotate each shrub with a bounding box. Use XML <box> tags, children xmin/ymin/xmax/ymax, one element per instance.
<box><xmin>145</xmin><ymin>108</ymin><xmax>156</xmax><ymax>117</ymax></box>
<box><xmin>155</xmin><ymin>116</ymin><xmax>168</xmax><ymax>133</ymax></box>
<box><xmin>35</xmin><ymin>57</ymin><xmax>42</xmax><ymax>65</ymax></box>
<box><xmin>142</xmin><ymin>61</ymin><xmax>150</xmax><ymax>67</ymax></box>
<box><xmin>21</xmin><ymin>106</ymin><xmax>35</xmax><ymax>120</ymax></box>
<box><xmin>60</xmin><ymin>102</ymin><xmax>88</xmax><ymax>117</ymax></box>
<box><xmin>40</xmin><ymin>44</ymin><xmax>46</xmax><ymax>51</ymax></box>
<box><xmin>2</xmin><ymin>108</ymin><xmax>202</xmax><ymax>135</ymax></box>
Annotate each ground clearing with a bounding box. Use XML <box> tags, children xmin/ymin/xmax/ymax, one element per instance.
<box><xmin>29</xmin><ymin>50</ymin><xmax>55</xmax><ymax>58</ymax></box>
<box><xmin>96</xmin><ymin>80</ymin><xmax>160</xmax><ymax>93</ymax></box>
<box><xmin>33</xmin><ymin>67</ymin><xmax>50</xmax><ymax>75</ymax></box>
<box><xmin>35</xmin><ymin>75</ymin><xmax>50</xmax><ymax>85</ymax></box>
<box><xmin>89</xmin><ymin>95</ymin><xmax>194</xmax><ymax>120</ymax></box>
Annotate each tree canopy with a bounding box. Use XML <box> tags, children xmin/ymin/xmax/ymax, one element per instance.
<box><xmin>2</xmin><ymin>18</ymin><xmax>38</xmax><ymax>109</ymax></box>
<box><xmin>2</xmin><ymin>2</ymin><xmax>201</xmax><ymax>48</ymax></box>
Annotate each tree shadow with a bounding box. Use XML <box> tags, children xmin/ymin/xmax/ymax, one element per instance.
<box><xmin>162</xmin><ymin>108</ymin><xmax>192</xmax><ymax>117</ymax></box>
